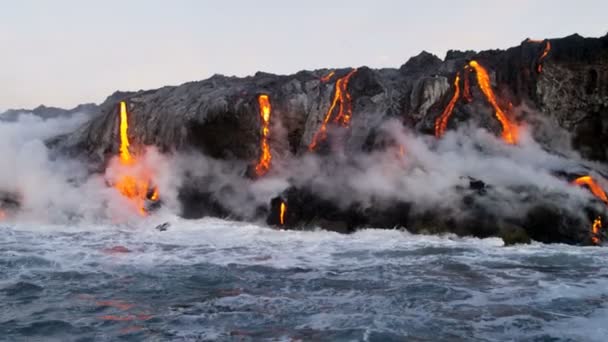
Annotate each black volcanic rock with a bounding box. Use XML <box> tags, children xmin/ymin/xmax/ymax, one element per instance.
<box><xmin>34</xmin><ymin>32</ymin><xmax>608</xmax><ymax>245</ymax></box>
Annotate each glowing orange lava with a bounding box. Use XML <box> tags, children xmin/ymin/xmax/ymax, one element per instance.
<box><xmin>309</xmin><ymin>69</ymin><xmax>357</xmax><ymax>151</ymax></box>
<box><xmin>572</xmin><ymin>176</ymin><xmax>608</xmax><ymax>205</ymax></box>
<box><xmin>113</xmin><ymin>101</ymin><xmax>158</xmax><ymax>215</ymax></box>
<box><xmin>255</xmin><ymin>94</ymin><xmax>272</xmax><ymax>176</ymax></box>
<box><xmin>468</xmin><ymin>60</ymin><xmax>517</xmax><ymax>144</ymax></box>
<box><xmin>462</xmin><ymin>65</ymin><xmax>473</xmax><ymax>103</ymax></box>
<box><xmin>434</xmin><ymin>73</ymin><xmax>461</xmax><ymax>138</ymax></box>
<box><xmin>279</xmin><ymin>201</ymin><xmax>287</xmax><ymax>225</ymax></box>
<box><xmin>320</xmin><ymin>70</ymin><xmax>336</xmax><ymax>83</ymax></box>
<box><xmin>537</xmin><ymin>41</ymin><xmax>551</xmax><ymax>73</ymax></box>
<box><xmin>592</xmin><ymin>217</ymin><xmax>602</xmax><ymax>245</ymax></box>
<box><xmin>119</xmin><ymin>101</ymin><xmax>133</xmax><ymax>165</ymax></box>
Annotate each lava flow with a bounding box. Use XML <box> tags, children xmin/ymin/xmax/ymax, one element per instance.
<box><xmin>592</xmin><ymin>217</ymin><xmax>602</xmax><ymax>245</ymax></box>
<box><xmin>572</xmin><ymin>175</ymin><xmax>608</xmax><ymax>205</ymax></box>
<box><xmin>309</xmin><ymin>69</ymin><xmax>357</xmax><ymax>151</ymax></box>
<box><xmin>434</xmin><ymin>61</ymin><xmax>517</xmax><ymax>144</ymax></box>
<box><xmin>537</xmin><ymin>41</ymin><xmax>551</xmax><ymax>73</ymax></box>
<box><xmin>320</xmin><ymin>70</ymin><xmax>336</xmax><ymax>83</ymax></box>
<box><xmin>113</xmin><ymin>101</ymin><xmax>158</xmax><ymax>215</ymax></box>
<box><xmin>434</xmin><ymin>73</ymin><xmax>461</xmax><ymax>138</ymax></box>
<box><xmin>279</xmin><ymin>201</ymin><xmax>287</xmax><ymax>225</ymax></box>
<box><xmin>468</xmin><ymin>61</ymin><xmax>517</xmax><ymax>144</ymax></box>
<box><xmin>255</xmin><ymin>94</ymin><xmax>272</xmax><ymax>176</ymax></box>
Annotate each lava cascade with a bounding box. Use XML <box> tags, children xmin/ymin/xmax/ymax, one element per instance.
<box><xmin>255</xmin><ymin>94</ymin><xmax>273</xmax><ymax>176</ymax></box>
<box><xmin>468</xmin><ymin>61</ymin><xmax>517</xmax><ymax>144</ymax></box>
<box><xmin>434</xmin><ymin>61</ymin><xmax>517</xmax><ymax>144</ymax></box>
<box><xmin>113</xmin><ymin>101</ymin><xmax>158</xmax><ymax>215</ymax></box>
<box><xmin>309</xmin><ymin>69</ymin><xmax>358</xmax><ymax>151</ymax></box>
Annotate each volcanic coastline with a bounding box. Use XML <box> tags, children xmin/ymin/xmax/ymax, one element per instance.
<box><xmin>2</xmin><ymin>33</ymin><xmax>608</xmax><ymax>246</ymax></box>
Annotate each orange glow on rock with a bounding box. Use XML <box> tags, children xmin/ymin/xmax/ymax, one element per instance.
<box><xmin>0</xmin><ymin>210</ymin><xmax>5</xmax><ymax>221</ymax></box>
<box><xmin>468</xmin><ymin>61</ymin><xmax>517</xmax><ymax>144</ymax></box>
<box><xmin>309</xmin><ymin>69</ymin><xmax>357</xmax><ymax>151</ymax></box>
<box><xmin>279</xmin><ymin>201</ymin><xmax>287</xmax><ymax>225</ymax></box>
<box><xmin>255</xmin><ymin>94</ymin><xmax>272</xmax><ymax>176</ymax></box>
<box><xmin>572</xmin><ymin>176</ymin><xmax>608</xmax><ymax>205</ymax></box>
<box><xmin>434</xmin><ymin>73</ymin><xmax>461</xmax><ymax>138</ymax></box>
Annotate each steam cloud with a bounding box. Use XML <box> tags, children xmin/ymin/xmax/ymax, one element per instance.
<box><xmin>0</xmin><ymin>105</ymin><xmax>606</xmax><ymax>233</ymax></box>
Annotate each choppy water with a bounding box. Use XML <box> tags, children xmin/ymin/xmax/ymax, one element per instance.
<box><xmin>1</xmin><ymin>217</ymin><xmax>607</xmax><ymax>341</ymax></box>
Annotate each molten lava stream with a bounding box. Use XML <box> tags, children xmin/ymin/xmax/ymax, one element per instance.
<box><xmin>113</xmin><ymin>101</ymin><xmax>158</xmax><ymax>215</ymax></box>
<box><xmin>255</xmin><ymin>94</ymin><xmax>272</xmax><ymax>176</ymax></box>
<box><xmin>434</xmin><ymin>73</ymin><xmax>461</xmax><ymax>138</ymax></box>
<box><xmin>468</xmin><ymin>61</ymin><xmax>517</xmax><ymax>144</ymax></box>
<box><xmin>572</xmin><ymin>175</ymin><xmax>608</xmax><ymax>205</ymax></box>
<box><xmin>309</xmin><ymin>69</ymin><xmax>357</xmax><ymax>151</ymax></box>
<box><xmin>279</xmin><ymin>201</ymin><xmax>287</xmax><ymax>225</ymax></box>
<box><xmin>119</xmin><ymin>101</ymin><xmax>133</xmax><ymax>165</ymax></box>
<box><xmin>537</xmin><ymin>41</ymin><xmax>551</xmax><ymax>73</ymax></box>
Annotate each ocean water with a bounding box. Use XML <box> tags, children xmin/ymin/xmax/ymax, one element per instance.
<box><xmin>1</xmin><ymin>217</ymin><xmax>607</xmax><ymax>341</ymax></box>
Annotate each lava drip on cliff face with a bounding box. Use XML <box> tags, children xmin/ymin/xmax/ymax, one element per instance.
<box><xmin>434</xmin><ymin>73</ymin><xmax>461</xmax><ymax>138</ymax></box>
<box><xmin>111</xmin><ymin>101</ymin><xmax>159</xmax><ymax>216</ymax></box>
<box><xmin>572</xmin><ymin>175</ymin><xmax>608</xmax><ymax>205</ymax></box>
<box><xmin>255</xmin><ymin>94</ymin><xmax>272</xmax><ymax>176</ymax></box>
<box><xmin>468</xmin><ymin>61</ymin><xmax>518</xmax><ymax>144</ymax></box>
<box><xmin>462</xmin><ymin>66</ymin><xmax>473</xmax><ymax>103</ymax></box>
<box><xmin>309</xmin><ymin>69</ymin><xmax>358</xmax><ymax>151</ymax></box>
<box><xmin>592</xmin><ymin>217</ymin><xmax>602</xmax><ymax>245</ymax></box>
<box><xmin>537</xmin><ymin>40</ymin><xmax>551</xmax><ymax>73</ymax></box>
<box><xmin>279</xmin><ymin>201</ymin><xmax>287</xmax><ymax>225</ymax></box>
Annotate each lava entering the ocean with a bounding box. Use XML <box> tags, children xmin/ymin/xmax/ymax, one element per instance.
<box><xmin>592</xmin><ymin>217</ymin><xmax>602</xmax><ymax>245</ymax></box>
<box><xmin>572</xmin><ymin>175</ymin><xmax>608</xmax><ymax>205</ymax></box>
<box><xmin>462</xmin><ymin>65</ymin><xmax>473</xmax><ymax>103</ymax></box>
<box><xmin>279</xmin><ymin>201</ymin><xmax>287</xmax><ymax>225</ymax></box>
<box><xmin>309</xmin><ymin>69</ymin><xmax>357</xmax><ymax>151</ymax></box>
<box><xmin>255</xmin><ymin>94</ymin><xmax>273</xmax><ymax>176</ymax></box>
<box><xmin>468</xmin><ymin>60</ymin><xmax>517</xmax><ymax>144</ymax></box>
<box><xmin>112</xmin><ymin>101</ymin><xmax>159</xmax><ymax>215</ymax></box>
<box><xmin>434</xmin><ymin>73</ymin><xmax>461</xmax><ymax>138</ymax></box>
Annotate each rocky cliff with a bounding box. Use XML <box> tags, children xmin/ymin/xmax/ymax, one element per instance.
<box><xmin>19</xmin><ymin>33</ymin><xmax>608</xmax><ymax>245</ymax></box>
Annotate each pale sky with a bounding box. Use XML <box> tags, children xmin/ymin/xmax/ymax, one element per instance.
<box><xmin>1</xmin><ymin>0</ymin><xmax>606</xmax><ymax>110</ymax></box>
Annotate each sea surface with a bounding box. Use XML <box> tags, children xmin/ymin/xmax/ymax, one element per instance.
<box><xmin>1</xmin><ymin>217</ymin><xmax>607</xmax><ymax>341</ymax></box>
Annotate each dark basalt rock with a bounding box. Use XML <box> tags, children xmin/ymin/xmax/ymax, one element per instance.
<box><xmin>18</xmin><ymin>32</ymin><xmax>608</xmax><ymax>245</ymax></box>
